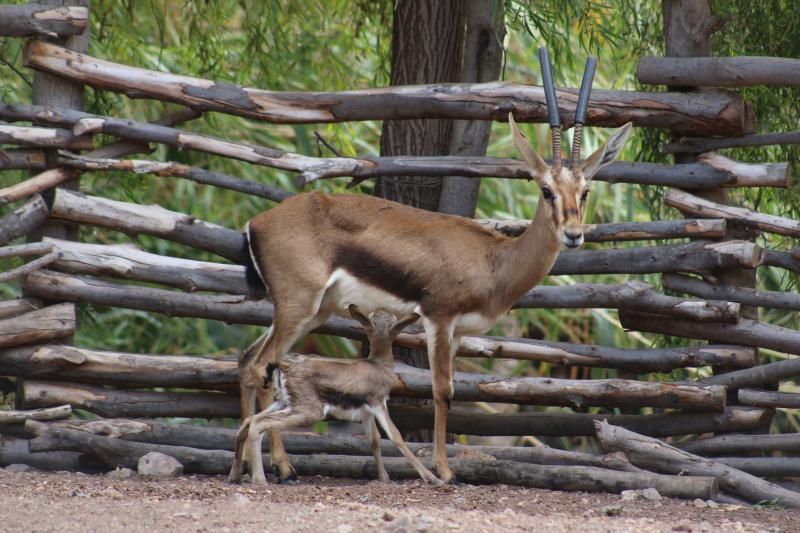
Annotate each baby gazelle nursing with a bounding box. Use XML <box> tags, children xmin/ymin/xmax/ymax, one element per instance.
<box><xmin>229</xmin><ymin>305</ymin><xmax>442</xmax><ymax>486</ymax></box>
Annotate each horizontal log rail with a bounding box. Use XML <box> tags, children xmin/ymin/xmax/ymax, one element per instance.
<box><xmin>0</xmin><ymin>109</ymin><xmax>201</xmax><ymax>205</ymax></box>
<box><xmin>638</xmin><ymin>56</ymin><xmax>800</xmax><ymax>87</ymax></box>
<box><xmin>17</xmin><ymin>379</ymin><xmax>764</xmax><ymax>438</ymax></box>
<box><xmin>479</xmin><ymin>218</ymin><xmax>727</xmax><ymax>241</ymax></box>
<box><xmin>764</xmin><ymin>249</ymin><xmax>800</xmax><ymax>273</ymax></box>
<box><xmin>0</xmin><ymin>303</ymin><xmax>75</xmax><ymax>350</ymax></box>
<box><xmin>43</xmin><ymin>239</ymin><xmax>740</xmax><ymax>322</ymax></box>
<box><xmin>680</xmin><ymin>433</ymin><xmax>800</xmax><ymax>456</ymax></box>
<box><xmin>0</xmin><ymin>405</ymin><xmax>71</xmax><ymax>424</ymax></box>
<box><xmin>664</xmin><ymin>273</ymin><xmax>800</xmax><ymax>311</ymax></box>
<box><xmin>664</xmin><ymin>131</ymin><xmax>800</xmax><ymax>154</ymax></box>
<box><xmin>0</xmin><ymin>4</ymin><xmax>88</xmax><ymax>38</ymax></box>
<box><xmin>0</xmin><ymin>149</ymin><xmax>47</xmax><ymax>171</ymax></box>
<box><xmin>22</xmin><ymin>418</ymin><xmax>641</xmax><ymax>471</ymax></box>
<box><xmin>698</xmin><ymin>356</ymin><xmax>800</xmax><ymax>390</ymax></box>
<box><xmin>620</xmin><ymin>310</ymin><xmax>800</xmax><ymax>357</ymax></box>
<box><xmin>0</xmin><ymin>124</ymin><xmax>90</xmax><ymax>150</ymax></box>
<box><xmin>23</xmin><ymin>40</ymin><xmax>754</xmax><ymax>135</ymax></box>
<box><xmin>1</xmin><ymin>104</ymin><xmax>783</xmax><ymax>191</ymax></box>
<box><xmin>737</xmin><ymin>389</ymin><xmax>800</xmax><ymax>409</ymax></box>
<box><xmin>0</xmin><ymin>297</ymin><xmax>42</xmax><ymax>320</ymax></box>
<box><xmin>25</xmin><ymin>426</ymin><xmax>717</xmax><ymax>498</ymax></box>
<box><xmin>49</xmin><ymin>189</ymin><xmax>765</xmax><ymax>274</ymax></box>
<box><xmin>19</xmin><ymin>272</ymin><xmax>755</xmax><ymax>372</ymax></box>
<box><xmin>666</xmin><ymin>187</ymin><xmax>800</xmax><ymax>237</ymax></box>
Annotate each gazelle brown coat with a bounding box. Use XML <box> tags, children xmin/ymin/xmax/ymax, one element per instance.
<box><xmin>236</xmin><ymin>113</ymin><xmax>631</xmax><ymax>483</ymax></box>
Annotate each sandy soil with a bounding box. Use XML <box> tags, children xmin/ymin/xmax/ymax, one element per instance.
<box><xmin>0</xmin><ymin>469</ymin><xmax>797</xmax><ymax>532</ymax></box>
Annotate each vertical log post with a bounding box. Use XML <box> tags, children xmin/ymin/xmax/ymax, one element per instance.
<box><xmin>18</xmin><ymin>0</ymin><xmax>90</xmax><ymax>411</ymax></box>
<box><xmin>662</xmin><ymin>0</ymin><xmax>767</xmax><ymax>426</ymax></box>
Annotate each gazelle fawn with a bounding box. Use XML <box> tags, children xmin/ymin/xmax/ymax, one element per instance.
<box><xmin>235</xmin><ymin>50</ymin><xmax>632</xmax><ymax>483</ymax></box>
<box><xmin>229</xmin><ymin>306</ymin><xmax>442</xmax><ymax>486</ymax></box>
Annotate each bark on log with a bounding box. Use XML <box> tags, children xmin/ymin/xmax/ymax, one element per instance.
<box><xmin>0</xmin><ymin>303</ymin><xmax>75</xmax><ymax>349</ymax></box>
<box><xmin>666</xmin><ymin>187</ymin><xmax>800</xmax><ymax>237</ymax></box>
<box><xmin>0</xmin><ymin>109</ymin><xmax>202</xmax><ymax>205</ymax></box>
<box><xmin>0</xmin><ymin>297</ymin><xmax>42</xmax><ymax>320</ymax></box>
<box><xmin>394</xmin><ymin>362</ymin><xmax>726</xmax><ymax>410</ymax></box>
<box><xmin>0</xmin><ymin>149</ymin><xmax>47</xmax><ymax>170</ymax></box>
<box><xmin>0</xmin><ymin>251</ymin><xmax>59</xmax><ymax>283</ymax></box>
<box><xmin>664</xmin><ymin>273</ymin><xmax>800</xmax><ymax>311</ymax></box>
<box><xmin>681</xmin><ymin>433</ymin><xmax>800</xmax><ymax>456</ymax></box>
<box><xmin>46</xmin><ymin>237</ymin><xmax>250</xmax><ymax>294</ymax></box>
<box><xmin>619</xmin><ymin>310</ymin><xmax>800</xmax><ymax>358</ymax></box>
<box><xmin>0</xmin><ymin>241</ymin><xmax>53</xmax><ymax>259</ymax></box>
<box><xmin>479</xmin><ymin>218</ymin><xmax>727</xmax><ymax>241</ymax></box>
<box><xmin>699</xmin><ymin>356</ymin><xmax>800</xmax><ymax>389</ymax></box>
<box><xmin>638</xmin><ymin>56</ymin><xmax>800</xmax><ymax>87</ymax></box>
<box><xmin>595</xmin><ymin>420</ymin><xmax>800</xmax><ymax>507</ymax></box>
<box><xmin>694</xmin><ymin>152</ymin><xmax>791</xmax><ymax>188</ymax></box>
<box><xmin>0</xmin><ymin>436</ymin><xmax>102</xmax><ymax>472</ymax></box>
<box><xmin>515</xmin><ymin>280</ymin><xmax>739</xmax><ymax>322</ymax></box>
<box><xmin>712</xmin><ymin>457</ymin><xmax>800</xmax><ymax>479</ymax></box>
<box><xmin>24</xmin><ymin>418</ymin><xmax>642</xmax><ymax>472</ymax></box>
<box><xmin>22</xmin><ymin>40</ymin><xmax>754</xmax><ymax>136</ymax></box>
<box><xmin>665</xmin><ymin>131</ymin><xmax>800</xmax><ymax>154</ymax></box>
<box><xmin>50</xmin><ymin>188</ymin><xmax>244</xmax><ymax>262</ymax></box>
<box><xmin>0</xmin><ymin>124</ymin><xmax>91</xmax><ymax>151</ymax></box>
<box><xmin>0</xmin><ymin>405</ymin><xmax>71</xmax><ymax>424</ymax></box>
<box><xmin>737</xmin><ymin>389</ymin><xmax>800</xmax><ymax>409</ymax></box>
<box><xmin>56</xmin><ymin>152</ymin><xmax>292</xmax><ymax>203</ymax></box>
<box><xmin>0</xmin><ymin>196</ymin><xmax>50</xmax><ymax>246</ymax></box>
<box><xmin>764</xmin><ymin>250</ymin><xmax>800</xmax><ymax>274</ymax></box>
<box><xmin>389</xmin><ymin>405</ymin><xmax>769</xmax><ymax>438</ymax></box>
<box><xmin>19</xmin><ymin>380</ymin><xmax>240</xmax><ymax>418</ymax></box>
<box><xmin>0</xmin><ymin>4</ymin><xmax>88</xmax><ymax>38</ymax></box>
<box><xmin>26</xmin><ymin>426</ymin><xmax>716</xmax><ymax>498</ymax></box>
<box><xmin>21</xmin><ymin>270</ymin><xmax>756</xmax><ymax>373</ymax></box>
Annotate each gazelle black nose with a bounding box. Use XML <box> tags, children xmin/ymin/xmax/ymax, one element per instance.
<box><xmin>564</xmin><ymin>230</ymin><xmax>582</xmax><ymax>240</ymax></box>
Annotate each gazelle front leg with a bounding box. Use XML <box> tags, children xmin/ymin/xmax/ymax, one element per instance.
<box><xmin>364</xmin><ymin>414</ymin><xmax>389</xmax><ymax>482</ymax></box>
<box><xmin>425</xmin><ymin>319</ymin><xmax>457</xmax><ymax>483</ymax></box>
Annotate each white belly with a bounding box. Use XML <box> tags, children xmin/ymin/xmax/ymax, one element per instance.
<box><xmin>322</xmin><ymin>268</ymin><xmax>419</xmax><ymax>318</ymax></box>
<box><xmin>455</xmin><ymin>311</ymin><xmax>500</xmax><ymax>335</ymax></box>
<box><xmin>323</xmin><ymin>404</ymin><xmax>367</xmax><ymax>422</ymax></box>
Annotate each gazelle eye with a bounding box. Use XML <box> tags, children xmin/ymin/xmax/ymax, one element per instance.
<box><xmin>580</xmin><ymin>189</ymin><xmax>590</xmax><ymax>203</ymax></box>
<box><xmin>542</xmin><ymin>187</ymin><xmax>555</xmax><ymax>201</ymax></box>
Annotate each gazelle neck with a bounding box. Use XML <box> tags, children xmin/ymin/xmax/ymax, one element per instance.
<box><xmin>498</xmin><ymin>195</ymin><xmax>562</xmax><ymax>306</ymax></box>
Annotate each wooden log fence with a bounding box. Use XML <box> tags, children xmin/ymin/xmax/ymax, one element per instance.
<box><xmin>638</xmin><ymin>56</ymin><xmax>800</xmax><ymax>87</ymax></box>
<box><xmin>1</xmin><ymin>5</ymin><xmax>799</xmax><ymax>503</ymax></box>
<box><xmin>24</xmin><ymin>426</ymin><xmax>717</xmax><ymax>499</ymax></box>
<box><xmin>596</xmin><ymin>421</ymin><xmax>800</xmax><ymax>508</ymax></box>
<box><xmin>22</xmin><ymin>40</ymin><xmax>754</xmax><ymax>135</ymax></box>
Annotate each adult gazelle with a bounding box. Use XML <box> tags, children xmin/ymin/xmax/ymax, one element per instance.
<box><xmin>234</xmin><ymin>49</ymin><xmax>632</xmax><ymax>483</ymax></box>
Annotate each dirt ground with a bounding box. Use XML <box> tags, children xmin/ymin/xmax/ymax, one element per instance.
<box><xmin>0</xmin><ymin>469</ymin><xmax>797</xmax><ymax>532</ymax></box>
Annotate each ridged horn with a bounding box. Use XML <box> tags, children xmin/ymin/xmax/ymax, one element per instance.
<box><xmin>538</xmin><ymin>47</ymin><xmax>561</xmax><ymax>174</ymax></box>
<box><xmin>571</xmin><ymin>56</ymin><xmax>597</xmax><ymax>170</ymax></box>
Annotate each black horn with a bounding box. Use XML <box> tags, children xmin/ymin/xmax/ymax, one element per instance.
<box><xmin>571</xmin><ymin>56</ymin><xmax>597</xmax><ymax>170</ymax></box>
<box><xmin>538</xmin><ymin>47</ymin><xmax>561</xmax><ymax>173</ymax></box>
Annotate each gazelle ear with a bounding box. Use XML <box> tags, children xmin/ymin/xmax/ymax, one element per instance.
<box><xmin>581</xmin><ymin>122</ymin><xmax>633</xmax><ymax>180</ymax></box>
<box><xmin>508</xmin><ymin>113</ymin><xmax>549</xmax><ymax>182</ymax></box>
<box><xmin>348</xmin><ymin>304</ymin><xmax>371</xmax><ymax>329</ymax></box>
<box><xmin>391</xmin><ymin>313</ymin><xmax>421</xmax><ymax>337</ymax></box>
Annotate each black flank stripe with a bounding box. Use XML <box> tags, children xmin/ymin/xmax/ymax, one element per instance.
<box><xmin>333</xmin><ymin>245</ymin><xmax>425</xmax><ymax>303</ymax></box>
<box><xmin>319</xmin><ymin>387</ymin><xmax>367</xmax><ymax>410</ymax></box>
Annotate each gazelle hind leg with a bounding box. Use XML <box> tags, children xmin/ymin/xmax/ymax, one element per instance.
<box><xmin>370</xmin><ymin>403</ymin><xmax>442</xmax><ymax>486</ymax></box>
<box><xmin>425</xmin><ymin>320</ymin><xmax>457</xmax><ymax>483</ymax></box>
<box><xmin>245</xmin><ymin>406</ymin><xmax>321</xmax><ymax>486</ymax></box>
<box><xmin>364</xmin><ymin>415</ymin><xmax>389</xmax><ymax>482</ymax></box>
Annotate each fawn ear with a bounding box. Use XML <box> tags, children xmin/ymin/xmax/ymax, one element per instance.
<box><xmin>348</xmin><ymin>304</ymin><xmax>371</xmax><ymax>328</ymax></box>
<box><xmin>581</xmin><ymin>122</ymin><xmax>632</xmax><ymax>180</ymax></box>
<box><xmin>391</xmin><ymin>313</ymin><xmax>421</xmax><ymax>337</ymax></box>
<box><xmin>509</xmin><ymin>112</ymin><xmax>548</xmax><ymax>183</ymax></box>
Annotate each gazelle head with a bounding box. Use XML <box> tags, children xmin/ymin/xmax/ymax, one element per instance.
<box><xmin>509</xmin><ymin>50</ymin><xmax>632</xmax><ymax>249</ymax></box>
<box><xmin>348</xmin><ymin>305</ymin><xmax>420</xmax><ymax>355</ymax></box>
